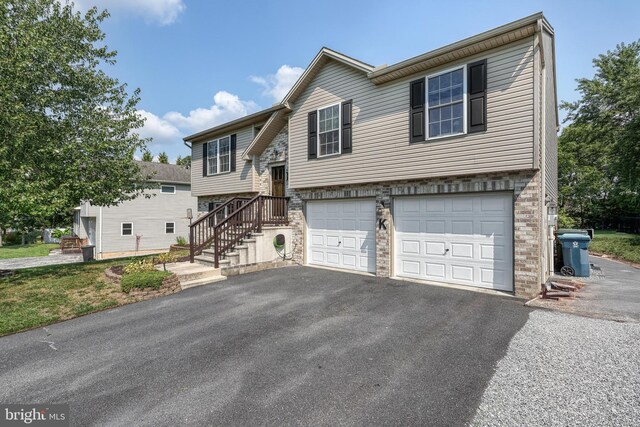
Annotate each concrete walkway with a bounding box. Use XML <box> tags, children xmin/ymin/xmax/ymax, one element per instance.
<box><xmin>0</xmin><ymin>253</ymin><xmax>83</xmax><ymax>270</ymax></box>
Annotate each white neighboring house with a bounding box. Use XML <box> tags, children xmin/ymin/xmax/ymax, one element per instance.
<box><xmin>73</xmin><ymin>161</ymin><xmax>197</xmax><ymax>259</ymax></box>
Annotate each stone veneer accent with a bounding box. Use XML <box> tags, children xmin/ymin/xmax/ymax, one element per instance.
<box><xmin>257</xmin><ymin>126</ymin><xmax>288</xmax><ymax>195</ymax></box>
<box><xmin>286</xmin><ymin>171</ymin><xmax>544</xmax><ymax>298</ymax></box>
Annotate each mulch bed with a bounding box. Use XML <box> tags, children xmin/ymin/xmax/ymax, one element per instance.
<box><xmin>0</xmin><ymin>269</ymin><xmax>14</xmax><ymax>278</ymax></box>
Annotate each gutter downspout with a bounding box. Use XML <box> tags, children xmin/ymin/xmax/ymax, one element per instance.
<box><xmin>537</xmin><ymin>18</ymin><xmax>549</xmax><ymax>289</ymax></box>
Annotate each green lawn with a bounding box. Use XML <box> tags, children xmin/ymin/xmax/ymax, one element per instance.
<box><xmin>590</xmin><ymin>230</ymin><xmax>640</xmax><ymax>264</ymax></box>
<box><xmin>0</xmin><ymin>243</ymin><xmax>59</xmax><ymax>260</ymax></box>
<box><xmin>0</xmin><ymin>257</ymin><xmax>159</xmax><ymax>336</ymax></box>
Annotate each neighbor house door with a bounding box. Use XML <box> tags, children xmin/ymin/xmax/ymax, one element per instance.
<box><xmin>87</xmin><ymin>218</ymin><xmax>96</xmax><ymax>246</ymax></box>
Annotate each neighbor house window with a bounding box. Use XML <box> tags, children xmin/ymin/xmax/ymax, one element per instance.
<box><xmin>165</xmin><ymin>222</ymin><xmax>175</xmax><ymax>234</ymax></box>
<box><xmin>207</xmin><ymin>136</ymin><xmax>231</xmax><ymax>175</ymax></box>
<box><xmin>427</xmin><ymin>67</ymin><xmax>465</xmax><ymax>138</ymax></box>
<box><xmin>121</xmin><ymin>223</ymin><xmax>133</xmax><ymax>236</ymax></box>
<box><xmin>318</xmin><ymin>104</ymin><xmax>340</xmax><ymax>156</ymax></box>
<box><xmin>161</xmin><ymin>185</ymin><xmax>176</xmax><ymax>194</ymax></box>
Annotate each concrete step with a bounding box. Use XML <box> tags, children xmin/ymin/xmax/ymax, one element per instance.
<box><xmin>194</xmin><ymin>255</ymin><xmax>230</xmax><ymax>268</ymax></box>
<box><xmin>225</xmin><ymin>252</ymin><xmax>240</xmax><ymax>266</ymax></box>
<box><xmin>180</xmin><ymin>275</ymin><xmax>226</xmax><ymax>290</ymax></box>
<box><xmin>159</xmin><ymin>261</ymin><xmax>225</xmax><ymax>290</ymax></box>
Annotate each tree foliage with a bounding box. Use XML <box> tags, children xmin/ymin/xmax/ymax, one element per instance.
<box><xmin>176</xmin><ymin>155</ymin><xmax>191</xmax><ymax>167</ymax></box>
<box><xmin>141</xmin><ymin>149</ymin><xmax>153</xmax><ymax>162</ymax></box>
<box><xmin>0</xmin><ymin>0</ymin><xmax>151</xmax><ymax>233</ymax></box>
<box><xmin>559</xmin><ymin>41</ymin><xmax>640</xmax><ymax>227</ymax></box>
<box><xmin>157</xmin><ymin>152</ymin><xmax>169</xmax><ymax>164</ymax></box>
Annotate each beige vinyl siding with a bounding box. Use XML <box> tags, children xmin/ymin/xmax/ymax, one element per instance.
<box><xmin>289</xmin><ymin>39</ymin><xmax>535</xmax><ymax>189</ymax></box>
<box><xmin>191</xmin><ymin>126</ymin><xmax>256</xmax><ymax>196</ymax></box>
<box><xmin>542</xmin><ymin>30</ymin><xmax>558</xmax><ymax>202</ymax></box>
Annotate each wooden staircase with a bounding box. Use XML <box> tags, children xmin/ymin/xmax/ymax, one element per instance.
<box><xmin>189</xmin><ymin>195</ymin><xmax>289</xmax><ymax>268</ymax></box>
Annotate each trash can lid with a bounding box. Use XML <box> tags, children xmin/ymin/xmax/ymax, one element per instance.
<box><xmin>557</xmin><ymin>228</ymin><xmax>590</xmax><ymax>235</ymax></box>
<box><xmin>558</xmin><ymin>233</ymin><xmax>591</xmax><ymax>241</ymax></box>
<box><xmin>81</xmin><ymin>245</ymin><xmax>96</xmax><ymax>248</ymax></box>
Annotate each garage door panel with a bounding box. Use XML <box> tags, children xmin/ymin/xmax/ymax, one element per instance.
<box><xmin>480</xmin><ymin>244</ymin><xmax>504</xmax><ymax>261</ymax></box>
<box><xmin>480</xmin><ymin>221</ymin><xmax>506</xmax><ymax>236</ymax></box>
<box><xmin>425</xmin><ymin>241</ymin><xmax>446</xmax><ymax>255</ymax></box>
<box><xmin>401</xmin><ymin>259</ymin><xmax>421</xmax><ymax>275</ymax></box>
<box><xmin>398</xmin><ymin>219</ymin><xmax>421</xmax><ymax>233</ymax></box>
<box><xmin>426</xmin><ymin>220</ymin><xmax>445</xmax><ymax>234</ymax></box>
<box><xmin>395</xmin><ymin>194</ymin><xmax>513</xmax><ymax>291</ymax></box>
<box><xmin>307</xmin><ymin>199</ymin><xmax>376</xmax><ymax>273</ymax></box>
<box><xmin>452</xmin><ymin>198</ymin><xmax>473</xmax><ymax>212</ymax></box>
<box><xmin>481</xmin><ymin>197</ymin><xmax>509</xmax><ymax>213</ymax></box>
<box><xmin>451</xmin><ymin>220</ymin><xmax>473</xmax><ymax>235</ymax></box>
<box><xmin>451</xmin><ymin>264</ymin><xmax>474</xmax><ymax>282</ymax></box>
<box><xmin>425</xmin><ymin>262</ymin><xmax>446</xmax><ymax>279</ymax></box>
<box><xmin>342</xmin><ymin>236</ymin><xmax>357</xmax><ymax>250</ymax></box>
<box><xmin>310</xmin><ymin>234</ymin><xmax>324</xmax><ymax>246</ymax></box>
<box><xmin>426</xmin><ymin>199</ymin><xmax>446</xmax><ymax>212</ymax></box>
<box><xmin>450</xmin><ymin>243</ymin><xmax>473</xmax><ymax>259</ymax></box>
<box><xmin>401</xmin><ymin>240</ymin><xmax>420</xmax><ymax>255</ymax></box>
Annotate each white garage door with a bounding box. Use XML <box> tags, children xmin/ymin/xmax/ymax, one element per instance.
<box><xmin>394</xmin><ymin>193</ymin><xmax>513</xmax><ymax>291</ymax></box>
<box><xmin>307</xmin><ymin>199</ymin><xmax>376</xmax><ymax>273</ymax></box>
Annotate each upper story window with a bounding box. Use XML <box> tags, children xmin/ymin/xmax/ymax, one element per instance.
<box><xmin>318</xmin><ymin>104</ymin><xmax>341</xmax><ymax>156</ymax></box>
<box><xmin>161</xmin><ymin>185</ymin><xmax>176</xmax><ymax>194</ymax></box>
<box><xmin>427</xmin><ymin>67</ymin><xmax>465</xmax><ymax>138</ymax></box>
<box><xmin>207</xmin><ymin>136</ymin><xmax>231</xmax><ymax>175</ymax></box>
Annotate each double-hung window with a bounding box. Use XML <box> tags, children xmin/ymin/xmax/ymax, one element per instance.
<box><xmin>318</xmin><ymin>104</ymin><xmax>340</xmax><ymax>156</ymax></box>
<box><xmin>427</xmin><ymin>67</ymin><xmax>465</xmax><ymax>138</ymax></box>
<box><xmin>207</xmin><ymin>136</ymin><xmax>231</xmax><ymax>175</ymax></box>
<box><xmin>165</xmin><ymin>222</ymin><xmax>175</xmax><ymax>234</ymax></box>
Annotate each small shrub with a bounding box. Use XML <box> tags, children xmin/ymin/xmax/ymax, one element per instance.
<box><xmin>51</xmin><ymin>228</ymin><xmax>71</xmax><ymax>239</ymax></box>
<box><xmin>121</xmin><ymin>271</ymin><xmax>171</xmax><ymax>293</ymax></box>
<box><xmin>156</xmin><ymin>252</ymin><xmax>177</xmax><ymax>271</ymax></box>
<box><xmin>123</xmin><ymin>259</ymin><xmax>156</xmax><ymax>274</ymax></box>
<box><xmin>175</xmin><ymin>236</ymin><xmax>187</xmax><ymax>246</ymax></box>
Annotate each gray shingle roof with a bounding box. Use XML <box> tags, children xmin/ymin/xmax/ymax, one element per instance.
<box><xmin>136</xmin><ymin>161</ymin><xmax>191</xmax><ymax>185</ymax></box>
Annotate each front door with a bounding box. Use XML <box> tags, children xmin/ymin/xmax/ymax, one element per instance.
<box><xmin>271</xmin><ymin>166</ymin><xmax>285</xmax><ymax>197</ymax></box>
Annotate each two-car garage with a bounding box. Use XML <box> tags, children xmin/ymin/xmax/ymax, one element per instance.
<box><xmin>306</xmin><ymin>193</ymin><xmax>514</xmax><ymax>292</ymax></box>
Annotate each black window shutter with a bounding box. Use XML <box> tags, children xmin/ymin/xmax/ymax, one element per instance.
<box><xmin>308</xmin><ymin>111</ymin><xmax>317</xmax><ymax>160</ymax></box>
<box><xmin>230</xmin><ymin>134</ymin><xmax>237</xmax><ymax>172</ymax></box>
<box><xmin>341</xmin><ymin>100</ymin><xmax>352</xmax><ymax>154</ymax></box>
<box><xmin>410</xmin><ymin>78</ymin><xmax>426</xmax><ymax>143</ymax></box>
<box><xmin>202</xmin><ymin>142</ymin><xmax>208</xmax><ymax>177</ymax></box>
<box><xmin>468</xmin><ymin>59</ymin><xmax>487</xmax><ymax>133</ymax></box>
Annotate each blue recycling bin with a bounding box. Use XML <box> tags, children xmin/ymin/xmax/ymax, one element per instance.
<box><xmin>557</xmin><ymin>233</ymin><xmax>591</xmax><ymax>277</ymax></box>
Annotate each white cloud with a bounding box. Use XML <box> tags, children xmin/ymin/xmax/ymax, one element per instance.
<box><xmin>73</xmin><ymin>0</ymin><xmax>186</xmax><ymax>26</ymax></box>
<box><xmin>136</xmin><ymin>91</ymin><xmax>259</xmax><ymax>151</ymax></box>
<box><xmin>163</xmin><ymin>91</ymin><xmax>258</xmax><ymax>132</ymax></box>
<box><xmin>251</xmin><ymin>65</ymin><xmax>304</xmax><ymax>103</ymax></box>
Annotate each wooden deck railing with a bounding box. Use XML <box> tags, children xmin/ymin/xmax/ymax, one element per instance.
<box><xmin>189</xmin><ymin>195</ymin><xmax>289</xmax><ymax>265</ymax></box>
<box><xmin>189</xmin><ymin>197</ymin><xmax>251</xmax><ymax>262</ymax></box>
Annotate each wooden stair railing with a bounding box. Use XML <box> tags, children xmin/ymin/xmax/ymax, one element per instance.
<box><xmin>189</xmin><ymin>195</ymin><xmax>289</xmax><ymax>266</ymax></box>
<box><xmin>189</xmin><ymin>196</ymin><xmax>251</xmax><ymax>262</ymax></box>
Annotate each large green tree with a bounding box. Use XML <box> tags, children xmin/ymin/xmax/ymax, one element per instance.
<box><xmin>559</xmin><ymin>41</ymin><xmax>640</xmax><ymax>227</ymax></box>
<box><xmin>0</xmin><ymin>0</ymin><xmax>150</xmax><ymax>235</ymax></box>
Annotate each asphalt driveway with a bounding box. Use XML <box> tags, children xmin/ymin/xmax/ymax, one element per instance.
<box><xmin>0</xmin><ymin>266</ymin><xmax>532</xmax><ymax>426</ymax></box>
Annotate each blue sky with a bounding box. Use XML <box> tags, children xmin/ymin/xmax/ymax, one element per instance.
<box><xmin>77</xmin><ymin>0</ymin><xmax>640</xmax><ymax>161</ymax></box>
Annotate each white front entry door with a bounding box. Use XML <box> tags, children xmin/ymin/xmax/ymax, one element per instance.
<box><xmin>394</xmin><ymin>193</ymin><xmax>513</xmax><ymax>291</ymax></box>
<box><xmin>307</xmin><ymin>199</ymin><xmax>376</xmax><ymax>273</ymax></box>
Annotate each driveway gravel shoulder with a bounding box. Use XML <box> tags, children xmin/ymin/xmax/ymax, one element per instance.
<box><xmin>471</xmin><ymin>310</ymin><xmax>640</xmax><ymax>427</ymax></box>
